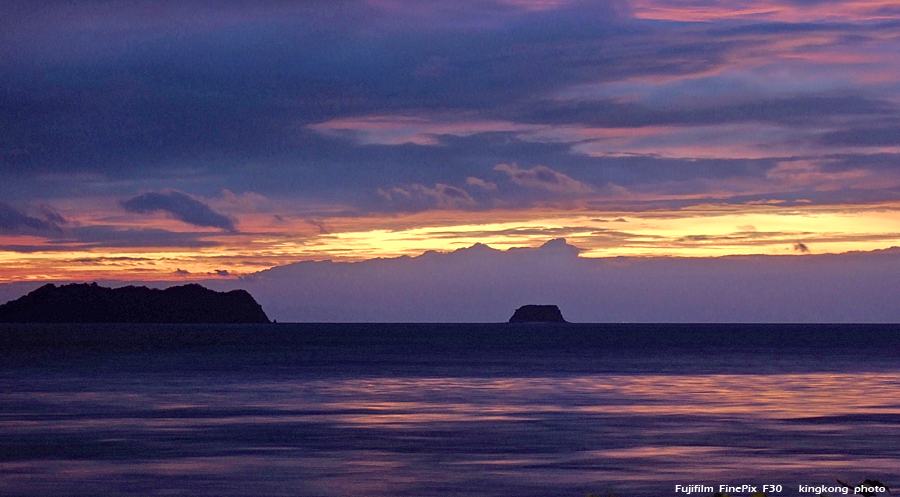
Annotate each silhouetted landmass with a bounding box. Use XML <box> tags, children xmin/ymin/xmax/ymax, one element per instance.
<box><xmin>0</xmin><ymin>283</ymin><xmax>270</xmax><ymax>323</ymax></box>
<box><xmin>509</xmin><ymin>304</ymin><xmax>567</xmax><ymax>323</ymax></box>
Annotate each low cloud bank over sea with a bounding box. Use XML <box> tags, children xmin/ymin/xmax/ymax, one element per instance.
<box><xmin>6</xmin><ymin>239</ymin><xmax>899</xmax><ymax>323</ymax></box>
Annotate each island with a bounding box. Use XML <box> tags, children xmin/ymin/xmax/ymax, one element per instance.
<box><xmin>0</xmin><ymin>282</ymin><xmax>270</xmax><ymax>323</ymax></box>
<box><xmin>508</xmin><ymin>304</ymin><xmax>567</xmax><ymax>323</ymax></box>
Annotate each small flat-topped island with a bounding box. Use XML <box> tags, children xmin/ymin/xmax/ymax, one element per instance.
<box><xmin>508</xmin><ymin>304</ymin><xmax>567</xmax><ymax>323</ymax></box>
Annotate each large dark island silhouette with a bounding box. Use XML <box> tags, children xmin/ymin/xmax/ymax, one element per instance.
<box><xmin>509</xmin><ymin>304</ymin><xmax>567</xmax><ymax>323</ymax></box>
<box><xmin>0</xmin><ymin>282</ymin><xmax>270</xmax><ymax>323</ymax></box>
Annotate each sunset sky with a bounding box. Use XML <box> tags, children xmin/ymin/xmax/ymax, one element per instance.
<box><xmin>3</xmin><ymin>0</ymin><xmax>900</xmax><ymax>286</ymax></box>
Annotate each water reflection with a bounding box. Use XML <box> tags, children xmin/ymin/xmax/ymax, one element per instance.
<box><xmin>1</xmin><ymin>372</ymin><xmax>899</xmax><ymax>496</ymax></box>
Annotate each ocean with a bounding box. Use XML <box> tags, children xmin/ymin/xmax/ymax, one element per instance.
<box><xmin>1</xmin><ymin>323</ymin><xmax>899</xmax><ymax>497</ymax></box>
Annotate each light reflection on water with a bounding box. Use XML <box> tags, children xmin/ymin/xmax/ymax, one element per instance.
<box><xmin>2</xmin><ymin>370</ymin><xmax>900</xmax><ymax>496</ymax></box>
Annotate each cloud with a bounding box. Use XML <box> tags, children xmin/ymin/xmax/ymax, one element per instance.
<box><xmin>378</xmin><ymin>183</ymin><xmax>477</xmax><ymax>210</ymax></box>
<box><xmin>38</xmin><ymin>205</ymin><xmax>67</xmax><ymax>225</ymax></box>
<box><xmin>794</xmin><ymin>242</ymin><xmax>810</xmax><ymax>253</ymax></box>
<box><xmin>2</xmin><ymin>0</ymin><xmax>889</xmax><ymax>193</ymax></box>
<box><xmin>0</xmin><ymin>0</ymin><xmax>729</xmax><ymax>182</ymax></box>
<box><xmin>415</xmin><ymin>184</ymin><xmax>477</xmax><ymax>208</ymax></box>
<box><xmin>302</xmin><ymin>218</ymin><xmax>329</xmax><ymax>235</ymax></box>
<box><xmin>418</xmin><ymin>225</ymin><xmax>602</xmax><ymax>240</ymax></box>
<box><xmin>520</xmin><ymin>93</ymin><xmax>896</xmax><ymax>128</ymax></box>
<box><xmin>0</xmin><ymin>203</ymin><xmax>64</xmax><ymax>235</ymax></box>
<box><xmin>121</xmin><ymin>191</ymin><xmax>236</xmax><ymax>231</ymax></box>
<box><xmin>632</xmin><ymin>0</ymin><xmax>900</xmax><ymax>21</ymax></box>
<box><xmin>817</xmin><ymin>121</ymin><xmax>900</xmax><ymax>147</ymax></box>
<box><xmin>218</xmin><ymin>189</ymin><xmax>274</xmax><ymax>214</ymax></box>
<box><xmin>307</xmin><ymin>115</ymin><xmax>546</xmax><ymax>147</ymax></box>
<box><xmin>5</xmin><ymin>205</ymin><xmax>251</xmax><ymax>254</ymax></box>
<box><xmin>494</xmin><ymin>163</ymin><xmax>594</xmax><ymax>194</ymax></box>
<box><xmin>54</xmin><ymin>226</ymin><xmax>222</xmax><ymax>249</ymax></box>
<box><xmin>466</xmin><ymin>176</ymin><xmax>498</xmax><ymax>190</ymax></box>
<box><xmin>234</xmin><ymin>239</ymin><xmax>900</xmax><ymax>322</ymax></box>
<box><xmin>4</xmin><ymin>0</ymin><xmax>900</xmax><ymax>268</ymax></box>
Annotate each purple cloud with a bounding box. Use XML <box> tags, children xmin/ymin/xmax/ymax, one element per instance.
<box><xmin>121</xmin><ymin>191</ymin><xmax>236</xmax><ymax>231</ymax></box>
<box><xmin>232</xmin><ymin>239</ymin><xmax>900</xmax><ymax>322</ymax></box>
<box><xmin>494</xmin><ymin>163</ymin><xmax>594</xmax><ymax>194</ymax></box>
<box><xmin>0</xmin><ymin>203</ymin><xmax>64</xmax><ymax>235</ymax></box>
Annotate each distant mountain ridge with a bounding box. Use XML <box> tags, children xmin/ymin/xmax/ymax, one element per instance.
<box><xmin>0</xmin><ymin>283</ymin><xmax>270</xmax><ymax>323</ymax></box>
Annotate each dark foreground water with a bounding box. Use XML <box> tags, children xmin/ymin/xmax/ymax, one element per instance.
<box><xmin>1</xmin><ymin>323</ymin><xmax>899</xmax><ymax>497</ymax></box>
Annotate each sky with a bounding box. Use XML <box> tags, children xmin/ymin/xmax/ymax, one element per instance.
<box><xmin>2</xmin><ymin>0</ymin><xmax>900</xmax><ymax>320</ymax></box>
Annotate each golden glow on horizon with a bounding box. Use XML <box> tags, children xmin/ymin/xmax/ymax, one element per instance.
<box><xmin>4</xmin><ymin>203</ymin><xmax>900</xmax><ymax>282</ymax></box>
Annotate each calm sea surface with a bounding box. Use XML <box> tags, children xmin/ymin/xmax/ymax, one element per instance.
<box><xmin>1</xmin><ymin>323</ymin><xmax>899</xmax><ymax>497</ymax></box>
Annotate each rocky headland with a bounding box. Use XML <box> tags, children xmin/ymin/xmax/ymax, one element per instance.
<box><xmin>0</xmin><ymin>283</ymin><xmax>270</xmax><ymax>323</ymax></box>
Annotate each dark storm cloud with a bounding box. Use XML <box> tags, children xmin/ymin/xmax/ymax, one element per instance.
<box><xmin>121</xmin><ymin>191</ymin><xmax>236</xmax><ymax>231</ymax></box>
<box><xmin>0</xmin><ymin>203</ymin><xmax>64</xmax><ymax>235</ymax></box>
